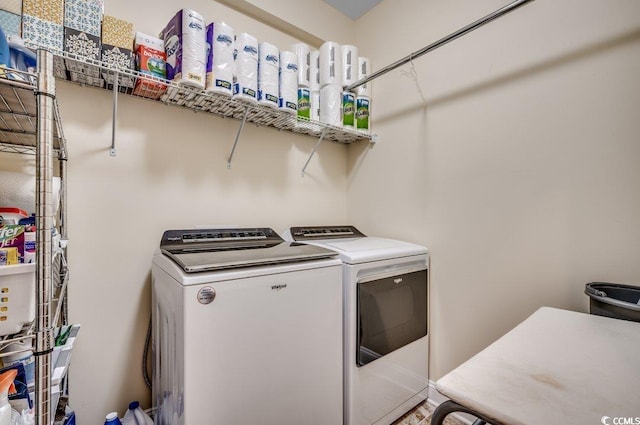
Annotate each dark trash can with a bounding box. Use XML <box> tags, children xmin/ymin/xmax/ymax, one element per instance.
<box><xmin>585</xmin><ymin>282</ymin><xmax>640</xmax><ymax>323</ymax></box>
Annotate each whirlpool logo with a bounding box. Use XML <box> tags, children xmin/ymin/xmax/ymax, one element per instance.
<box><xmin>602</xmin><ymin>416</ymin><xmax>640</xmax><ymax>425</ymax></box>
<box><xmin>271</xmin><ymin>284</ymin><xmax>287</xmax><ymax>291</ymax></box>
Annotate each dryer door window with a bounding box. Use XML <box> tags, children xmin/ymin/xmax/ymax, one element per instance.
<box><xmin>357</xmin><ymin>268</ymin><xmax>428</xmax><ymax>366</ymax></box>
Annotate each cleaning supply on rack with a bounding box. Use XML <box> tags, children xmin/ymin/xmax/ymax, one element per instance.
<box><xmin>133</xmin><ymin>32</ymin><xmax>167</xmax><ymax>99</ymax></box>
<box><xmin>121</xmin><ymin>401</ymin><xmax>153</xmax><ymax>425</ymax></box>
<box><xmin>0</xmin><ymin>363</ymin><xmax>31</xmax><ymax>412</ymax></box>
<box><xmin>233</xmin><ymin>32</ymin><xmax>258</xmax><ymax>104</ymax></box>
<box><xmin>104</xmin><ymin>412</ymin><xmax>122</xmax><ymax>425</ymax></box>
<box><xmin>0</xmin><ymin>368</ymin><xmax>17</xmax><ymax>425</ymax></box>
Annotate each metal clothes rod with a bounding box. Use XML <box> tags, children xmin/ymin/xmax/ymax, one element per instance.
<box><xmin>345</xmin><ymin>0</ymin><xmax>536</xmax><ymax>91</ymax></box>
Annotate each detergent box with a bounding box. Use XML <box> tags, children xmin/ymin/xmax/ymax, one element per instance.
<box><xmin>0</xmin><ymin>225</ymin><xmax>24</xmax><ymax>263</ymax></box>
<box><xmin>133</xmin><ymin>32</ymin><xmax>167</xmax><ymax>99</ymax></box>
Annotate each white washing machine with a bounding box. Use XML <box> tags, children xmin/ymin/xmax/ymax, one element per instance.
<box><xmin>284</xmin><ymin>226</ymin><xmax>429</xmax><ymax>425</ymax></box>
<box><xmin>152</xmin><ymin>227</ymin><xmax>343</xmax><ymax>425</ymax></box>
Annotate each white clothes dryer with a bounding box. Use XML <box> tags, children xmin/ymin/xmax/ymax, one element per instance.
<box><xmin>284</xmin><ymin>226</ymin><xmax>429</xmax><ymax>425</ymax></box>
<box><xmin>152</xmin><ymin>227</ymin><xmax>343</xmax><ymax>425</ymax></box>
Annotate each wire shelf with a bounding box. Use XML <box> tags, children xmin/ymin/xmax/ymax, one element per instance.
<box><xmin>51</xmin><ymin>49</ymin><xmax>371</xmax><ymax>144</ymax></box>
<box><xmin>0</xmin><ymin>69</ymin><xmax>66</xmax><ymax>156</ymax></box>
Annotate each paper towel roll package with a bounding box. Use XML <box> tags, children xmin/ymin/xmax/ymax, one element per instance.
<box><xmin>233</xmin><ymin>32</ymin><xmax>258</xmax><ymax>103</ymax></box>
<box><xmin>342</xmin><ymin>91</ymin><xmax>355</xmax><ymax>128</ymax></box>
<box><xmin>258</xmin><ymin>42</ymin><xmax>279</xmax><ymax>108</ymax></box>
<box><xmin>297</xmin><ymin>87</ymin><xmax>311</xmax><ymax>119</ymax></box>
<box><xmin>341</xmin><ymin>45</ymin><xmax>358</xmax><ymax>88</ymax></box>
<box><xmin>356</xmin><ymin>95</ymin><xmax>370</xmax><ymax>133</ymax></box>
<box><xmin>310</xmin><ymin>49</ymin><xmax>320</xmax><ymax>92</ymax></box>
<box><xmin>161</xmin><ymin>9</ymin><xmax>206</xmax><ymax>89</ymax></box>
<box><xmin>357</xmin><ymin>56</ymin><xmax>371</xmax><ymax>97</ymax></box>
<box><xmin>320</xmin><ymin>84</ymin><xmax>342</xmax><ymax>126</ymax></box>
<box><xmin>319</xmin><ymin>41</ymin><xmax>342</xmax><ymax>87</ymax></box>
<box><xmin>205</xmin><ymin>22</ymin><xmax>234</xmax><ymax>96</ymax></box>
<box><xmin>291</xmin><ymin>42</ymin><xmax>310</xmax><ymax>87</ymax></box>
<box><xmin>279</xmin><ymin>50</ymin><xmax>298</xmax><ymax>115</ymax></box>
<box><xmin>311</xmin><ymin>90</ymin><xmax>320</xmax><ymax>121</ymax></box>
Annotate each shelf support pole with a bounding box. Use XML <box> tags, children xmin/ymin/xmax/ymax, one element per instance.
<box><xmin>301</xmin><ymin>127</ymin><xmax>328</xmax><ymax>177</ymax></box>
<box><xmin>35</xmin><ymin>48</ymin><xmax>55</xmax><ymax>425</ymax></box>
<box><xmin>227</xmin><ymin>107</ymin><xmax>249</xmax><ymax>169</ymax></box>
<box><xmin>110</xmin><ymin>71</ymin><xmax>119</xmax><ymax>156</ymax></box>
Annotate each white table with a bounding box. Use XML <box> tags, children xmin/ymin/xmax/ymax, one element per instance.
<box><xmin>433</xmin><ymin>307</ymin><xmax>640</xmax><ymax>425</ymax></box>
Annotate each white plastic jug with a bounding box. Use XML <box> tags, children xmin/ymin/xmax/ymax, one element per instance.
<box><xmin>122</xmin><ymin>402</ymin><xmax>153</xmax><ymax>425</ymax></box>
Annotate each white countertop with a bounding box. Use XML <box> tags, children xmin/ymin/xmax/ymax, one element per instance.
<box><xmin>436</xmin><ymin>307</ymin><xmax>640</xmax><ymax>425</ymax></box>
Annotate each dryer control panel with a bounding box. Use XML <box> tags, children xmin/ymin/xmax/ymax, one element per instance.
<box><xmin>290</xmin><ymin>225</ymin><xmax>366</xmax><ymax>241</ymax></box>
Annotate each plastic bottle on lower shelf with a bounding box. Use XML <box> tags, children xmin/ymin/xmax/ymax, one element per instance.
<box><xmin>0</xmin><ymin>369</ymin><xmax>18</xmax><ymax>425</ymax></box>
<box><xmin>104</xmin><ymin>412</ymin><xmax>122</xmax><ymax>425</ymax></box>
<box><xmin>121</xmin><ymin>401</ymin><xmax>153</xmax><ymax>425</ymax></box>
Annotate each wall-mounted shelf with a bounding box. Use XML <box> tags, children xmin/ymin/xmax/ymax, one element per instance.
<box><xmin>47</xmin><ymin>49</ymin><xmax>372</xmax><ymax>171</ymax></box>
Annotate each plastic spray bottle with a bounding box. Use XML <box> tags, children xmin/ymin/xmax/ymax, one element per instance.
<box><xmin>0</xmin><ymin>369</ymin><xmax>17</xmax><ymax>425</ymax></box>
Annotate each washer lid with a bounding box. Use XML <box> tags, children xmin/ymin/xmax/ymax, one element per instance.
<box><xmin>319</xmin><ymin>237</ymin><xmax>427</xmax><ymax>264</ymax></box>
<box><xmin>159</xmin><ymin>228</ymin><xmax>337</xmax><ymax>272</ymax></box>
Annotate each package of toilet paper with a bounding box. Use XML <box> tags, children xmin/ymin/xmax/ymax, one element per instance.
<box><xmin>233</xmin><ymin>32</ymin><xmax>258</xmax><ymax>103</ymax></box>
<box><xmin>161</xmin><ymin>8</ymin><xmax>206</xmax><ymax>89</ymax></box>
<box><xmin>205</xmin><ymin>22</ymin><xmax>234</xmax><ymax>96</ymax></box>
<box><xmin>258</xmin><ymin>42</ymin><xmax>279</xmax><ymax>108</ymax></box>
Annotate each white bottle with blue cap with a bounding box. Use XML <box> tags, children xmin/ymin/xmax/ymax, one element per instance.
<box><xmin>122</xmin><ymin>401</ymin><xmax>153</xmax><ymax>425</ymax></box>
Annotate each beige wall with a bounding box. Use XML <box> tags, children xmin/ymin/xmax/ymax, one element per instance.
<box><xmin>348</xmin><ymin>0</ymin><xmax>640</xmax><ymax>381</ymax></box>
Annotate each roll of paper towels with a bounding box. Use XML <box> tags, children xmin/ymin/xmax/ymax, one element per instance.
<box><xmin>258</xmin><ymin>42</ymin><xmax>279</xmax><ymax>108</ymax></box>
<box><xmin>357</xmin><ymin>56</ymin><xmax>371</xmax><ymax>97</ymax></box>
<box><xmin>320</xmin><ymin>84</ymin><xmax>342</xmax><ymax>126</ymax></box>
<box><xmin>356</xmin><ymin>95</ymin><xmax>370</xmax><ymax>133</ymax></box>
<box><xmin>233</xmin><ymin>32</ymin><xmax>258</xmax><ymax>103</ymax></box>
<box><xmin>205</xmin><ymin>22</ymin><xmax>234</xmax><ymax>96</ymax></box>
<box><xmin>319</xmin><ymin>41</ymin><xmax>342</xmax><ymax>87</ymax></box>
<box><xmin>341</xmin><ymin>45</ymin><xmax>358</xmax><ymax>88</ymax></box>
<box><xmin>291</xmin><ymin>42</ymin><xmax>310</xmax><ymax>87</ymax></box>
<box><xmin>279</xmin><ymin>50</ymin><xmax>298</xmax><ymax>115</ymax></box>
<box><xmin>297</xmin><ymin>87</ymin><xmax>311</xmax><ymax>119</ymax></box>
<box><xmin>311</xmin><ymin>90</ymin><xmax>320</xmax><ymax>121</ymax></box>
<box><xmin>310</xmin><ymin>49</ymin><xmax>320</xmax><ymax>91</ymax></box>
<box><xmin>342</xmin><ymin>91</ymin><xmax>355</xmax><ymax>129</ymax></box>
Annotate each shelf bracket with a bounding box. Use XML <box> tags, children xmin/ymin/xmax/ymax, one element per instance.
<box><xmin>301</xmin><ymin>127</ymin><xmax>328</xmax><ymax>177</ymax></box>
<box><xmin>110</xmin><ymin>71</ymin><xmax>119</xmax><ymax>157</ymax></box>
<box><xmin>227</xmin><ymin>107</ymin><xmax>249</xmax><ymax>169</ymax></box>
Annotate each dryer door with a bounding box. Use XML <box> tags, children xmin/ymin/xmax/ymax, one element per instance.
<box><xmin>357</xmin><ymin>267</ymin><xmax>428</xmax><ymax>366</ymax></box>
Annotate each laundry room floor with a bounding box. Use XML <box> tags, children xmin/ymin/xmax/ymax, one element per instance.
<box><xmin>393</xmin><ymin>400</ymin><xmax>466</xmax><ymax>425</ymax></box>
